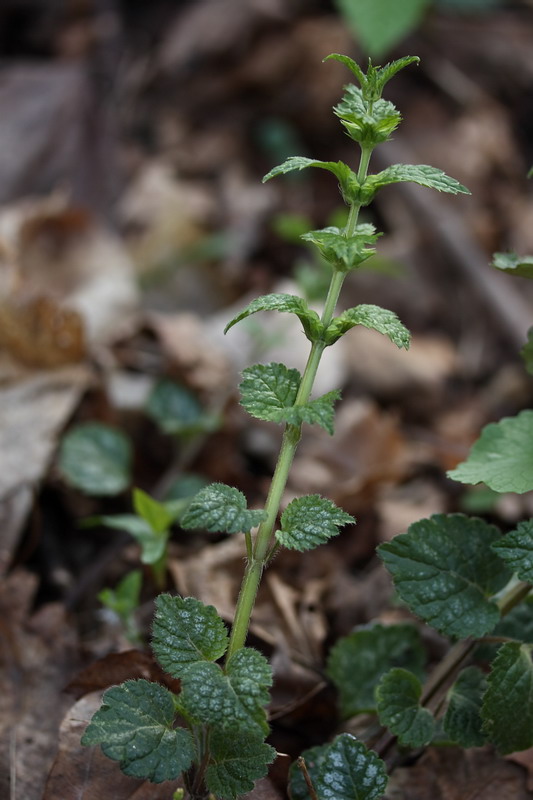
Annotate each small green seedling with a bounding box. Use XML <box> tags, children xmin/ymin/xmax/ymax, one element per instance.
<box><xmin>82</xmin><ymin>54</ymin><xmax>479</xmax><ymax>799</ymax></box>
<box><xmin>99</xmin><ymin>569</ymin><xmax>143</xmax><ymax>646</ymax></box>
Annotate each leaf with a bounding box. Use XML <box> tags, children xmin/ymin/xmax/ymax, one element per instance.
<box><xmin>378</xmin><ymin>514</ymin><xmax>511</xmax><ymax>638</ymax></box>
<box><xmin>493</xmin><ymin>252</ymin><xmax>533</xmax><ymax>280</ymax></box>
<box><xmin>262</xmin><ymin>156</ymin><xmax>353</xmax><ymax>188</ymax></box>
<box><xmin>151</xmin><ymin>595</ymin><xmax>229</xmax><ymax>677</ymax></box>
<box><xmin>95</xmin><ymin>513</ymin><xmax>167</xmax><ymax>565</ymax></box>
<box><xmin>180</xmin><ymin>648</ymin><xmax>272</xmax><ymax>735</ymax></box>
<box><xmin>223</xmin><ymin>293</ymin><xmax>322</xmax><ymax>342</ymax></box>
<box><xmin>481</xmin><ymin>642</ymin><xmax>533</xmax><ymax>753</ymax></box>
<box><xmin>291</xmin><ymin>734</ymin><xmax>388</xmax><ymax>800</ymax></box>
<box><xmin>492</xmin><ymin>519</ymin><xmax>533</xmax><ymax>582</ymax></box>
<box><xmin>59</xmin><ymin>422</ymin><xmax>132</xmax><ymax>496</ymax></box>
<box><xmin>443</xmin><ymin>666</ymin><xmax>487</xmax><ymax>748</ymax></box>
<box><xmin>296</xmin><ymin>390</ymin><xmax>341</xmax><ymax>436</ymax></box>
<box><xmin>447</xmin><ymin>410</ymin><xmax>533</xmax><ymax>493</ymax></box>
<box><xmin>324</xmin><ymin>53</ymin><xmax>367</xmax><ymax>88</ymax></box>
<box><xmin>520</xmin><ymin>327</ymin><xmax>533</xmax><ymax>376</ymax></box>
<box><xmin>324</xmin><ymin>304</ymin><xmax>411</xmax><ymax>348</ymax></box>
<box><xmin>288</xmin><ymin>744</ymin><xmax>328</xmax><ymax>800</ymax></box>
<box><xmin>376</xmin><ymin>668</ymin><xmax>435</xmax><ymax>747</ymax></box>
<box><xmin>81</xmin><ymin>679</ymin><xmax>194</xmax><ymax>782</ymax></box>
<box><xmin>180</xmin><ymin>482</ymin><xmax>265</xmax><ymax>534</ymax></box>
<box><xmin>331</xmin><ymin>0</ymin><xmax>429</xmax><ymax>59</ymax></box>
<box><xmin>326</xmin><ymin>623</ymin><xmax>426</xmax><ymax>717</ymax></box>
<box><xmin>146</xmin><ymin>378</ymin><xmax>208</xmax><ymax>436</ymax></box>
<box><xmin>276</xmin><ymin>494</ymin><xmax>354</xmax><ymax>552</ymax></box>
<box><xmin>301</xmin><ymin>225</ymin><xmax>380</xmax><ymax>272</ymax></box>
<box><xmin>98</xmin><ymin>570</ymin><xmax>142</xmax><ymax>619</ymax></box>
<box><xmin>205</xmin><ymin>728</ymin><xmax>276</xmax><ymax>800</ymax></box>
<box><xmin>133</xmin><ymin>488</ymin><xmax>175</xmax><ymax>533</ymax></box>
<box><xmin>368</xmin><ymin>164</ymin><xmax>470</xmax><ymax>198</ymax></box>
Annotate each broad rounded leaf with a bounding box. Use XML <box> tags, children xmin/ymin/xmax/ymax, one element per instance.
<box><xmin>146</xmin><ymin>378</ymin><xmax>206</xmax><ymax>435</ymax></box>
<box><xmin>492</xmin><ymin>519</ymin><xmax>533</xmax><ymax>582</ymax></box>
<box><xmin>224</xmin><ymin>293</ymin><xmax>322</xmax><ymax>342</ymax></box>
<box><xmin>324</xmin><ymin>304</ymin><xmax>410</xmax><ymax>348</ymax></box>
<box><xmin>81</xmin><ymin>679</ymin><xmax>193</xmax><ymax>782</ymax></box>
<box><xmin>276</xmin><ymin>495</ymin><xmax>354</xmax><ymax>552</ymax></box>
<box><xmin>493</xmin><ymin>252</ymin><xmax>533</xmax><ymax>280</ymax></box>
<box><xmin>205</xmin><ymin>728</ymin><xmax>276</xmax><ymax>800</ymax></box>
<box><xmin>327</xmin><ymin>623</ymin><xmax>426</xmax><ymax>716</ymax></box>
<box><xmin>443</xmin><ymin>666</ymin><xmax>487</xmax><ymax>748</ymax></box>
<box><xmin>59</xmin><ymin>422</ymin><xmax>132</xmax><ymax>496</ymax></box>
<box><xmin>448</xmin><ymin>410</ymin><xmax>533</xmax><ymax>493</ymax></box>
<box><xmin>376</xmin><ymin>668</ymin><xmax>435</xmax><ymax>748</ymax></box>
<box><xmin>180</xmin><ymin>482</ymin><xmax>265</xmax><ymax>534</ymax></box>
<box><xmin>152</xmin><ymin>595</ymin><xmax>229</xmax><ymax>676</ymax></box>
<box><xmin>316</xmin><ymin>734</ymin><xmax>387</xmax><ymax>800</ymax></box>
<box><xmin>368</xmin><ymin>164</ymin><xmax>470</xmax><ymax>197</ymax></box>
<box><xmin>481</xmin><ymin>642</ymin><xmax>533</xmax><ymax>753</ymax></box>
<box><xmin>180</xmin><ymin>647</ymin><xmax>272</xmax><ymax>735</ymax></box>
<box><xmin>378</xmin><ymin>514</ymin><xmax>511</xmax><ymax>638</ymax></box>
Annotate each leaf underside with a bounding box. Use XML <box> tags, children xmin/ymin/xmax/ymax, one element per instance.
<box><xmin>324</xmin><ymin>304</ymin><xmax>411</xmax><ymax>348</ymax></box>
<box><xmin>224</xmin><ymin>293</ymin><xmax>322</xmax><ymax>342</ymax></box>
<box><xmin>448</xmin><ymin>410</ymin><xmax>533</xmax><ymax>493</ymax></box>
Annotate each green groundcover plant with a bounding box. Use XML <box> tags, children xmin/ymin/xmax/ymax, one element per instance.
<box><xmin>81</xmin><ymin>54</ymin><xmax>533</xmax><ymax>800</ymax></box>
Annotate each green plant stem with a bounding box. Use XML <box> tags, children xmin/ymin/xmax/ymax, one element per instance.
<box><xmin>225</xmin><ymin>148</ymin><xmax>372</xmax><ymax>662</ymax></box>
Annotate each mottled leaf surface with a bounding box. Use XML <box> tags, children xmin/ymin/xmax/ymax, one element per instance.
<box><xmin>443</xmin><ymin>666</ymin><xmax>487</xmax><ymax>748</ymax></box>
<box><xmin>180</xmin><ymin>483</ymin><xmax>265</xmax><ymax>534</ymax></box>
<box><xmin>378</xmin><ymin>514</ymin><xmax>510</xmax><ymax>638</ymax></box>
<box><xmin>376</xmin><ymin>668</ymin><xmax>435</xmax><ymax>748</ymax></box>
<box><xmin>324</xmin><ymin>304</ymin><xmax>410</xmax><ymax>348</ymax></box>
<box><xmin>448</xmin><ymin>410</ymin><xmax>533</xmax><ymax>493</ymax></box>
<box><xmin>59</xmin><ymin>423</ymin><xmax>132</xmax><ymax>496</ymax></box>
<box><xmin>152</xmin><ymin>595</ymin><xmax>228</xmax><ymax>677</ymax></box>
<box><xmin>482</xmin><ymin>642</ymin><xmax>533</xmax><ymax>753</ymax></box>
<box><xmin>310</xmin><ymin>734</ymin><xmax>387</xmax><ymax>800</ymax></box>
<box><xmin>492</xmin><ymin>519</ymin><xmax>533</xmax><ymax>582</ymax></box>
<box><xmin>224</xmin><ymin>293</ymin><xmax>322</xmax><ymax>342</ymax></box>
<box><xmin>205</xmin><ymin>728</ymin><xmax>276</xmax><ymax>800</ymax></box>
<box><xmin>180</xmin><ymin>648</ymin><xmax>272</xmax><ymax>735</ymax></box>
<box><xmin>276</xmin><ymin>494</ymin><xmax>354</xmax><ymax>552</ymax></box>
<box><xmin>81</xmin><ymin>680</ymin><xmax>193</xmax><ymax>782</ymax></box>
<box><xmin>327</xmin><ymin>623</ymin><xmax>426</xmax><ymax>716</ymax></box>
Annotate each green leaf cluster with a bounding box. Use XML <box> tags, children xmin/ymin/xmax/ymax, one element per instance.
<box><xmin>83</xmin><ymin>595</ymin><xmax>275</xmax><ymax>798</ymax></box>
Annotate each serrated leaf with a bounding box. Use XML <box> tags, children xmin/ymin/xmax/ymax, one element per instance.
<box><xmin>332</xmin><ymin>84</ymin><xmax>402</xmax><ymax>146</ymax></box>
<box><xmin>331</xmin><ymin>0</ymin><xmax>428</xmax><ymax>59</ymax></box>
<box><xmin>492</xmin><ymin>519</ymin><xmax>533</xmax><ymax>581</ymax></box>
<box><xmin>327</xmin><ymin>623</ymin><xmax>426</xmax><ymax>717</ymax></box>
<box><xmin>520</xmin><ymin>328</ymin><xmax>533</xmax><ymax>376</ymax></box>
<box><xmin>81</xmin><ymin>679</ymin><xmax>194</xmax><ymax>782</ymax></box>
<box><xmin>324</xmin><ymin>304</ymin><xmax>410</xmax><ymax>348</ymax></box>
<box><xmin>301</xmin><ymin>224</ymin><xmax>380</xmax><ymax>271</ymax></box>
<box><xmin>133</xmin><ymin>488</ymin><xmax>175</xmax><ymax>533</ymax></box>
<box><xmin>443</xmin><ymin>666</ymin><xmax>487</xmax><ymax>747</ymax></box>
<box><xmin>205</xmin><ymin>728</ymin><xmax>276</xmax><ymax>800</ymax></box>
<box><xmin>240</xmin><ymin>363</ymin><xmax>338</xmax><ymax>433</ymax></box>
<box><xmin>367</xmin><ymin>164</ymin><xmax>470</xmax><ymax>199</ymax></box>
<box><xmin>481</xmin><ymin>642</ymin><xmax>533</xmax><ymax>753</ymax></box>
<box><xmin>378</xmin><ymin>514</ymin><xmax>511</xmax><ymax>638</ymax></box>
<box><xmin>152</xmin><ymin>595</ymin><xmax>228</xmax><ymax>677</ymax></box>
<box><xmin>493</xmin><ymin>251</ymin><xmax>533</xmax><ymax>280</ymax></box>
<box><xmin>180</xmin><ymin>648</ymin><xmax>272</xmax><ymax>735</ymax></box>
<box><xmin>262</xmin><ymin>156</ymin><xmax>353</xmax><ymax>189</ymax></box>
<box><xmin>146</xmin><ymin>378</ymin><xmax>209</xmax><ymax>436</ymax></box>
<box><xmin>240</xmin><ymin>362</ymin><xmax>300</xmax><ymax>421</ymax></box>
<box><xmin>324</xmin><ymin>53</ymin><xmax>367</xmax><ymax>88</ymax></box>
<box><xmin>59</xmin><ymin>422</ymin><xmax>132</xmax><ymax>496</ymax></box>
<box><xmin>376</xmin><ymin>668</ymin><xmax>435</xmax><ymax>747</ymax></box>
<box><xmin>224</xmin><ymin>293</ymin><xmax>322</xmax><ymax>342</ymax></box>
<box><xmin>295</xmin><ymin>734</ymin><xmax>388</xmax><ymax>800</ymax></box>
<box><xmin>180</xmin><ymin>482</ymin><xmax>265</xmax><ymax>534</ymax></box>
<box><xmin>95</xmin><ymin>513</ymin><xmax>167</xmax><ymax>565</ymax></box>
<box><xmin>448</xmin><ymin>410</ymin><xmax>533</xmax><ymax>493</ymax></box>
<box><xmin>276</xmin><ymin>495</ymin><xmax>354</xmax><ymax>552</ymax></box>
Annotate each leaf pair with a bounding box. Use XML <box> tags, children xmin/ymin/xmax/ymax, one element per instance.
<box><xmin>83</xmin><ymin>596</ymin><xmax>275</xmax><ymax>798</ymax></box>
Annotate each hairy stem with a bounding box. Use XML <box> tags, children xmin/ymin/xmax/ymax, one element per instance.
<box><xmin>225</xmin><ymin>148</ymin><xmax>372</xmax><ymax>661</ymax></box>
